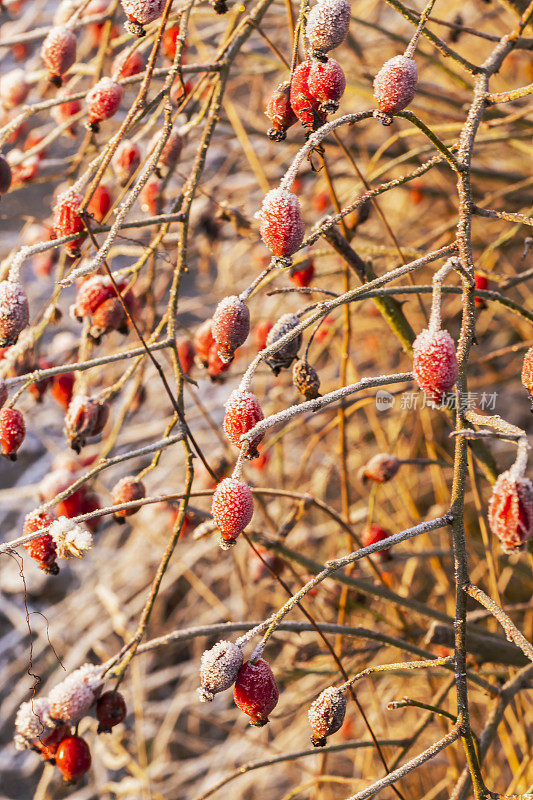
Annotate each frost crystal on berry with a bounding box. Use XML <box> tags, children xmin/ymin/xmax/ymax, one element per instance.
<box><xmin>306</xmin><ymin>0</ymin><xmax>351</xmax><ymax>57</ymax></box>
<box><xmin>49</xmin><ymin>516</ymin><xmax>93</xmax><ymax>558</ymax></box>
<box><xmin>211</xmin><ymin>477</ymin><xmax>254</xmax><ymax>547</ymax></box>
<box><xmin>412</xmin><ymin>327</ymin><xmax>458</xmax><ymax>403</ymax></box>
<box><xmin>86</xmin><ymin>77</ymin><xmax>123</xmax><ymax>130</ymax></box>
<box><xmin>521</xmin><ymin>346</ymin><xmax>533</xmax><ymax>409</ymax></box>
<box><xmin>374</xmin><ymin>55</ymin><xmax>417</xmax><ymax>117</ymax></box>
<box><xmin>259</xmin><ymin>189</ymin><xmax>305</xmax><ymax>257</ymax></box>
<box><xmin>308</xmin><ymin>57</ymin><xmax>346</xmax><ymax>113</ymax></box>
<box><xmin>53</xmin><ymin>187</ymin><xmax>85</xmax><ymax>255</ymax></box>
<box><xmin>41</xmin><ymin>26</ymin><xmax>77</xmax><ymax>84</ymax></box>
<box><xmin>120</xmin><ymin>0</ymin><xmax>165</xmax><ymax>35</ymax></box>
<box><xmin>223</xmin><ymin>390</ymin><xmax>264</xmax><ymax>457</ymax></box>
<box><xmin>0</xmin><ymin>407</ymin><xmax>26</xmax><ymax>459</ymax></box>
<box><xmin>212</xmin><ymin>295</ymin><xmax>250</xmax><ymax>363</ymax></box>
<box><xmin>308</xmin><ymin>686</ymin><xmax>346</xmax><ymax>746</ymax></box>
<box><xmin>198</xmin><ymin>640</ymin><xmax>244</xmax><ymax>702</ymax></box>
<box><xmin>488</xmin><ymin>470</ymin><xmax>533</xmax><ymax>553</ymax></box>
<box><xmin>0</xmin><ymin>281</ymin><xmax>29</xmax><ymax>347</ymax></box>
<box><xmin>14</xmin><ymin>698</ymin><xmax>54</xmax><ymax>749</ymax></box>
<box><xmin>48</xmin><ymin>664</ymin><xmax>103</xmax><ymax>723</ymax></box>
<box><xmin>265</xmin><ymin>312</ymin><xmax>302</xmax><ymax>374</ymax></box>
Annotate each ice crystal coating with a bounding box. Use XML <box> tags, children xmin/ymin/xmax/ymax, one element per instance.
<box><xmin>259</xmin><ymin>189</ymin><xmax>305</xmax><ymax>257</ymax></box>
<box><xmin>412</xmin><ymin>327</ymin><xmax>458</xmax><ymax>402</ymax></box>
<box><xmin>362</xmin><ymin>453</ymin><xmax>400</xmax><ymax>483</ymax></box>
<box><xmin>41</xmin><ymin>27</ymin><xmax>77</xmax><ymax>81</ymax></box>
<box><xmin>521</xmin><ymin>346</ymin><xmax>533</xmax><ymax>408</ymax></box>
<box><xmin>111</xmin><ymin>475</ymin><xmax>146</xmax><ymax>517</ymax></box>
<box><xmin>308</xmin><ymin>686</ymin><xmax>347</xmax><ymax>746</ymax></box>
<box><xmin>306</xmin><ymin>0</ymin><xmax>351</xmax><ymax>55</ymax></box>
<box><xmin>233</xmin><ymin>658</ymin><xmax>279</xmax><ymax>726</ymax></box>
<box><xmin>308</xmin><ymin>57</ymin><xmax>346</xmax><ymax>112</ymax></box>
<box><xmin>1</xmin><ymin>70</ymin><xmax>30</xmax><ymax>109</ymax></box>
<box><xmin>14</xmin><ymin>698</ymin><xmax>54</xmax><ymax>749</ymax></box>
<box><xmin>121</xmin><ymin>0</ymin><xmax>165</xmax><ymax>28</ymax></box>
<box><xmin>49</xmin><ymin>516</ymin><xmax>93</xmax><ymax>558</ymax></box>
<box><xmin>198</xmin><ymin>640</ymin><xmax>244</xmax><ymax>702</ymax></box>
<box><xmin>223</xmin><ymin>390</ymin><xmax>264</xmax><ymax>456</ymax></box>
<box><xmin>265</xmin><ymin>312</ymin><xmax>302</xmax><ymax>374</ymax></box>
<box><xmin>265</xmin><ymin>81</ymin><xmax>298</xmax><ymax>141</ymax></box>
<box><xmin>0</xmin><ymin>281</ymin><xmax>29</xmax><ymax>347</ymax></box>
<box><xmin>48</xmin><ymin>664</ymin><xmax>103</xmax><ymax>723</ymax></box>
<box><xmin>290</xmin><ymin>60</ymin><xmax>326</xmax><ymax>130</ymax></box>
<box><xmin>211</xmin><ymin>477</ymin><xmax>254</xmax><ymax>544</ymax></box>
<box><xmin>374</xmin><ymin>55</ymin><xmax>417</xmax><ymax>116</ymax></box>
<box><xmin>23</xmin><ymin>511</ymin><xmax>58</xmax><ymax>573</ymax></box>
<box><xmin>292</xmin><ymin>360</ymin><xmax>321</xmax><ymax>400</ymax></box>
<box><xmin>0</xmin><ymin>407</ymin><xmax>26</xmax><ymax>458</ymax></box>
<box><xmin>86</xmin><ymin>78</ymin><xmax>123</xmax><ymax>127</ymax></box>
<box><xmin>488</xmin><ymin>471</ymin><xmax>533</xmax><ymax>553</ymax></box>
<box><xmin>212</xmin><ymin>295</ymin><xmax>250</xmax><ymax>362</ymax></box>
<box><xmin>53</xmin><ymin>187</ymin><xmax>85</xmax><ymax>255</ymax></box>
<box><xmin>112</xmin><ymin>140</ymin><xmax>141</xmax><ymax>184</ymax></box>
<box><xmin>74</xmin><ymin>275</ymin><xmax>115</xmax><ymax>320</ymax></box>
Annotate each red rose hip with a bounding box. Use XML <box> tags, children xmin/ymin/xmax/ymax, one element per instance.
<box><xmin>488</xmin><ymin>470</ymin><xmax>533</xmax><ymax>553</ymax></box>
<box><xmin>0</xmin><ymin>407</ymin><xmax>25</xmax><ymax>459</ymax></box>
<box><xmin>212</xmin><ymin>295</ymin><xmax>250</xmax><ymax>363</ymax></box>
<box><xmin>86</xmin><ymin>78</ymin><xmax>123</xmax><ymax>132</ymax></box>
<box><xmin>223</xmin><ymin>390</ymin><xmax>264</xmax><ymax>457</ymax></box>
<box><xmin>0</xmin><ymin>281</ymin><xmax>29</xmax><ymax>346</ymax></box>
<box><xmin>23</xmin><ymin>510</ymin><xmax>58</xmax><ymax>574</ymax></box>
<box><xmin>412</xmin><ymin>327</ymin><xmax>458</xmax><ymax>403</ymax></box>
<box><xmin>96</xmin><ymin>690</ymin><xmax>126</xmax><ymax>732</ymax></box>
<box><xmin>211</xmin><ymin>477</ymin><xmax>253</xmax><ymax>547</ymax></box>
<box><xmin>265</xmin><ymin>81</ymin><xmax>297</xmax><ymax>141</ymax></box>
<box><xmin>111</xmin><ymin>475</ymin><xmax>146</xmax><ymax>519</ymax></box>
<box><xmin>55</xmin><ymin>735</ymin><xmax>92</xmax><ymax>782</ymax></box>
<box><xmin>308</xmin><ymin>57</ymin><xmax>346</xmax><ymax>113</ymax></box>
<box><xmin>233</xmin><ymin>657</ymin><xmax>279</xmax><ymax>726</ymax></box>
<box><xmin>41</xmin><ymin>26</ymin><xmax>77</xmax><ymax>85</ymax></box>
<box><xmin>374</xmin><ymin>55</ymin><xmax>418</xmax><ymax>117</ymax></box>
<box><xmin>53</xmin><ymin>187</ymin><xmax>85</xmax><ymax>255</ymax></box>
<box><xmin>259</xmin><ymin>189</ymin><xmax>305</xmax><ymax>258</ymax></box>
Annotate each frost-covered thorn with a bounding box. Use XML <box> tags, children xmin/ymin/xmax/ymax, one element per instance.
<box><xmin>198</xmin><ymin>640</ymin><xmax>244</xmax><ymax>702</ymax></box>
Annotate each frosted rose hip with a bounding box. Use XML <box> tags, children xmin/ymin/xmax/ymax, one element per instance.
<box><xmin>1</xmin><ymin>70</ymin><xmax>30</xmax><ymax>109</ymax></box>
<box><xmin>0</xmin><ymin>281</ymin><xmax>29</xmax><ymax>346</ymax></box>
<box><xmin>265</xmin><ymin>81</ymin><xmax>297</xmax><ymax>141</ymax></box>
<box><xmin>211</xmin><ymin>477</ymin><xmax>253</xmax><ymax>545</ymax></box>
<box><xmin>306</xmin><ymin>0</ymin><xmax>351</xmax><ymax>57</ymax></box>
<box><xmin>112</xmin><ymin>140</ymin><xmax>141</xmax><ymax>184</ymax></box>
<box><xmin>113</xmin><ymin>48</ymin><xmax>145</xmax><ymax>78</ymax></box>
<box><xmin>41</xmin><ymin>26</ymin><xmax>77</xmax><ymax>85</ymax></box>
<box><xmin>234</xmin><ymin>658</ymin><xmax>279</xmax><ymax>726</ymax></box>
<box><xmin>223</xmin><ymin>390</ymin><xmax>264</xmax><ymax>457</ymax></box>
<box><xmin>120</xmin><ymin>0</ymin><xmax>165</xmax><ymax>35</ymax></box>
<box><xmin>0</xmin><ymin>407</ymin><xmax>25</xmax><ymax>459</ymax></box>
<box><xmin>290</xmin><ymin>60</ymin><xmax>326</xmax><ymax>131</ymax></box>
<box><xmin>53</xmin><ymin>187</ymin><xmax>86</xmax><ymax>255</ymax></box>
<box><xmin>265</xmin><ymin>312</ymin><xmax>302</xmax><ymax>374</ymax></box>
<box><xmin>308</xmin><ymin>57</ymin><xmax>346</xmax><ymax>113</ymax></box>
<box><xmin>308</xmin><ymin>686</ymin><xmax>347</xmax><ymax>746</ymax></box>
<box><xmin>52</xmin><ymin>93</ymin><xmax>83</xmax><ymax>137</ymax></box>
<box><xmin>259</xmin><ymin>189</ymin><xmax>305</xmax><ymax>257</ymax></box>
<box><xmin>362</xmin><ymin>453</ymin><xmax>400</xmax><ymax>484</ymax></box>
<box><xmin>86</xmin><ymin>77</ymin><xmax>123</xmax><ymax>131</ymax></box>
<box><xmin>488</xmin><ymin>470</ymin><xmax>533</xmax><ymax>553</ymax></box>
<box><xmin>23</xmin><ymin>510</ymin><xmax>59</xmax><ymax>574</ymax></box>
<box><xmin>374</xmin><ymin>55</ymin><xmax>417</xmax><ymax>116</ymax></box>
<box><xmin>198</xmin><ymin>640</ymin><xmax>243</xmax><ymax>702</ymax></box>
<box><xmin>212</xmin><ymin>295</ymin><xmax>250</xmax><ymax>363</ymax></box>
<box><xmin>412</xmin><ymin>327</ymin><xmax>458</xmax><ymax>403</ymax></box>
<box><xmin>111</xmin><ymin>475</ymin><xmax>146</xmax><ymax>518</ymax></box>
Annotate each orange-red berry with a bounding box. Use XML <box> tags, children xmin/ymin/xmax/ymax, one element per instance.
<box><xmin>307</xmin><ymin>57</ymin><xmax>345</xmax><ymax>113</ymax></box>
<box><xmin>41</xmin><ymin>26</ymin><xmax>77</xmax><ymax>85</ymax></box>
<box><xmin>55</xmin><ymin>735</ymin><xmax>92</xmax><ymax>782</ymax></box>
<box><xmin>306</xmin><ymin>0</ymin><xmax>350</xmax><ymax>57</ymax></box>
<box><xmin>86</xmin><ymin>78</ymin><xmax>123</xmax><ymax>131</ymax></box>
<box><xmin>361</xmin><ymin>453</ymin><xmax>400</xmax><ymax>484</ymax></box>
<box><xmin>193</xmin><ymin>319</ymin><xmax>214</xmax><ymax>365</ymax></box>
<box><xmin>0</xmin><ymin>280</ymin><xmax>29</xmax><ymax>346</ymax></box>
<box><xmin>212</xmin><ymin>295</ymin><xmax>250</xmax><ymax>363</ymax></box>
<box><xmin>290</xmin><ymin>60</ymin><xmax>326</xmax><ymax>131</ymax></box>
<box><xmin>111</xmin><ymin>475</ymin><xmax>146</xmax><ymax>518</ymax></box>
<box><xmin>23</xmin><ymin>510</ymin><xmax>58</xmax><ymax>574</ymax></box>
<box><xmin>53</xmin><ymin>188</ymin><xmax>85</xmax><ymax>255</ymax></box>
<box><xmin>112</xmin><ymin>140</ymin><xmax>141</xmax><ymax>184</ymax></box>
<box><xmin>290</xmin><ymin>259</ymin><xmax>314</xmax><ymax>287</ymax></box>
<box><xmin>0</xmin><ymin>407</ymin><xmax>25</xmax><ymax>459</ymax></box>
<box><xmin>488</xmin><ymin>470</ymin><xmax>533</xmax><ymax>553</ymax></box>
<box><xmin>362</xmin><ymin>523</ymin><xmax>391</xmax><ymax>559</ymax></box>
<box><xmin>113</xmin><ymin>47</ymin><xmax>145</xmax><ymax>77</ymax></box>
<box><xmin>374</xmin><ymin>55</ymin><xmax>417</xmax><ymax>118</ymax></box>
<box><xmin>253</xmin><ymin>319</ymin><xmax>273</xmax><ymax>351</ymax></box>
<box><xmin>177</xmin><ymin>338</ymin><xmax>195</xmax><ymax>374</ymax></box>
<box><xmin>265</xmin><ymin>81</ymin><xmax>297</xmax><ymax>141</ymax></box>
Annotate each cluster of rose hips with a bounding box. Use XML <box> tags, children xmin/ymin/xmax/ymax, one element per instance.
<box><xmin>14</xmin><ymin>665</ymin><xmax>126</xmax><ymax>784</ymax></box>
